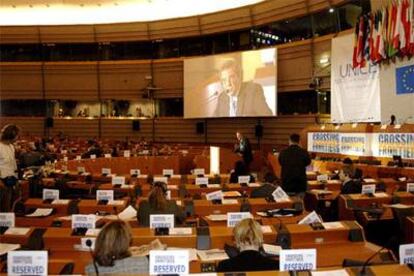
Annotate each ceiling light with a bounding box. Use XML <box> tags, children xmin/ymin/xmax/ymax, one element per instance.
<box><xmin>319</xmin><ymin>56</ymin><xmax>329</xmax><ymax>64</ymax></box>
<box><xmin>329</xmin><ymin>8</ymin><xmax>334</xmax><ymax>13</ymax></box>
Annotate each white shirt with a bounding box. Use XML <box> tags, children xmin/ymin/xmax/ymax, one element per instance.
<box><xmin>0</xmin><ymin>142</ymin><xmax>17</xmax><ymax>178</ymax></box>
<box><xmin>229</xmin><ymin>95</ymin><xmax>238</xmax><ymax>117</ymax></box>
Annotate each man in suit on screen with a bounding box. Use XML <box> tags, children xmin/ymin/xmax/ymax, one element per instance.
<box><xmin>214</xmin><ymin>59</ymin><xmax>273</xmax><ymax>117</ymax></box>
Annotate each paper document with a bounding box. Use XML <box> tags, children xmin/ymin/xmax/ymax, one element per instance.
<box><xmin>373</xmin><ymin>192</ymin><xmax>388</xmax><ymax>198</ymax></box>
<box><xmin>85</xmin><ymin>229</ymin><xmax>101</xmax><ymax>236</ymax></box>
<box><xmin>130</xmin><ymin>239</ymin><xmax>166</xmax><ymax>257</ymax></box>
<box><xmin>52</xmin><ymin>199</ymin><xmax>70</xmax><ymax>205</ymax></box>
<box><xmin>118</xmin><ymin>205</ymin><xmax>137</xmax><ymax>220</ymax></box>
<box><xmin>363</xmin><ymin>178</ymin><xmax>376</xmax><ymax>183</ymax></box>
<box><xmin>223</xmin><ymin>191</ymin><xmax>241</xmax><ymax>197</ymax></box>
<box><xmin>247</xmin><ymin>183</ymin><xmax>261</xmax><ymax>187</ymax></box>
<box><xmin>0</xmin><ymin>243</ymin><xmax>20</xmax><ymax>255</ymax></box>
<box><xmin>109</xmin><ymin>200</ymin><xmax>124</xmax><ymax>206</ymax></box>
<box><xmin>322</xmin><ymin>222</ymin><xmax>344</xmax><ymax>229</ymax></box>
<box><xmin>312</xmin><ymin>269</ymin><xmax>349</xmax><ymax>276</ymax></box>
<box><xmin>25</xmin><ymin>208</ymin><xmax>53</xmax><ymax>217</ymax></box>
<box><xmin>5</xmin><ymin>227</ymin><xmax>30</xmax><ymax>236</ymax></box>
<box><xmin>207</xmin><ymin>184</ymin><xmax>221</xmax><ymax>188</ymax></box>
<box><xmin>384</xmin><ymin>203</ymin><xmax>413</xmax><ymax>209</ymax></box>
<box><xmin>169</xmin><ymin>228</ymin><xmax>193</xmax><ymax>235</ymax></box>
<box><xmin>222</xmin><ymin>199</ymin><xmax>238</xmax><ymax>205</ymax></box>
<box><xmin>263</xmin><ymin>244</ymin><xmax>281</xmax><ymax>255</ymax></box>
<box><xmin>206</xmin><ymin>214</ymin><xmax>227</xmax><ymax>221</ymax></box>
<box><xmin>168</xmin><ymin>247</ymin><xmax>197</xmax><ymax>261</ymax></box>
<box><xmin>261</xmin><ymin>225</ymin><xmax>273</xmax><ymax>233</ymax></box>
<box><xmin>197</xmin><ymin>249</ymin><xmax>228</xmax><ymax>261</ymax></box>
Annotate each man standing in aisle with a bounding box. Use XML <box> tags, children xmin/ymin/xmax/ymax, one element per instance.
<box><xmin>234</xmin><ymin>131</ymin><xmax>253</xmax><ymax>169</ymax></box>
<box><xmin>278</xmin><ymin>133</ymin><xmax>311</xmax><ymax>198</ymax></box>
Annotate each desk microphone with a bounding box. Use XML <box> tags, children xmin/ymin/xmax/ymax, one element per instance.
<box><xmin>85</xmin><ymin>239</ymin><xmax>99</xmax><ymax>276</ymax></box>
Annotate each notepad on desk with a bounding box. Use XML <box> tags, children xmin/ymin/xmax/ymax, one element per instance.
<box><xmin>222</xmin><ymin>199</ymin><xmax>238</xmax><ymax>205</ymax></box>
<box><xmin>0</xmin><ymin>243</ymin><xmax>20</xmax><ymax>255</ymax></box>
<box><xmin>169</xmin><ymin>228</ymin><xmax>192</xmax><ymax>235</ymax></box>
<box><xmin>262</xmin><ymin>244</ymin><xmax>281</xmax><ymax>256</ymax></box>
<box><xmin>206</xmin><ymin>214</ymin><xmax>227</xmax><ymax>221</ymax></box>
<box><xmin>223</xmin><ymin>191</ymin><xmax>241</xmax><ymax>198</ymax></box>
<box><xmin>52</xmin><ymin>199</ymin><xmax>70</xmax><ymax>205</ymax></box>
<box><xmin>5</xmin><ymin>227</ymin><xmax>30</xmax><ymax>236</ymax></box>
<box><xmin>197</xmin><ymin>249</ymin><xmax>228</xmax><ymax>261</ymax></box>
<box><xmin>25</xmin><ymin>208</ymin><xmax>53</xmax><ymax>217</ymax></box>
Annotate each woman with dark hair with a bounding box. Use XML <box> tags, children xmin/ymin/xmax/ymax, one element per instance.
<box><xmin>0</xmin><ymin>124</ymin><xmax>20</xmax><ymax>211</ymax></box>
<box><xmin>137</xmin><ymin>181</ymin><xmax>185</xmax><ymax>226</ymax></box>
<box><xmin>85</xmin><ymin>220</ymin><xmax>148</xmax><ymax>275</ymax></box>
<box><xmin>230</xmin><ymin>160</ymin><xmax>255</xmax><ymax>184</ymax></box>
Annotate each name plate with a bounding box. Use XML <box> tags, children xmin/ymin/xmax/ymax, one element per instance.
<box><xmin>280</xmin><ymin>248</ymin><xmax>317</xmax><ymax>271</ymax></box>
<box><xmin>149</xmin><ymin>250</ymin><xmax>189</xmax><ymax>275</ymax></box>
<box><xmin>163</xmin><ymin>169</ymin><xmax>174</xmax><ymax>177</ymax></box>
<box><xmin>8</xmin><ymin>250</ymin><xmax>48</xmax><ymax>276</ymax></box>
<box><xmin>0</xmin><ymin>212</ymin><xmax>15</xmax><ymax>227</ymax></box>
<box><xmin>193</xmin><ymin>168</ymin><xmax>205</xmax><ymax>176</ymax></box>
<box><xmin>112</xmin><ymin>176</ymin><xmax>126</xmax><ymax>185</ymax></box>
<box><xmin>206</xmin><ymin>190</ymin><xmax>223</xmax><ymax>201</ymax></box>
<box><xmin>150</xmin><ymin>214</ymin><xmax>174</xmax><ymax>229</ymax></box>
<box><xmin>195</xmin><ymin>177</ymin><xmax>209</xmax><ymax>185</ymax></box>
<box><xmin>154</xmin><ymin>176</ymin><xmax>168</xmax><ymax>184</ymax></box>
<box><xmin>72</xmin><ymin>214</ymin><xmax>96</xmax><ymax>229</ymax></box>
<box><xmin>361</xmin><ymin>184</ymin><xmax>376</xmax><ymax>195</ymax></box>
<box><xmin>407</xmin><ymin>183</ymin><xmax>414</xmax><ymax>193</ymax></box>
<box><xmin>227</xmin><ymin>212</ymin><xmax>252</xmax><ymax>227</ymax></box>
<box><xmin>272</xmin><ymin>186</ymin><xmax>290</xmax><ymax>202</ymax></box>
<box><xmin>77</xmin><ymin>166</ymin><xmax>86</xmax><ymax>174</ymax></box>
<box><xmin>104</xmin><ymin>154</ymin><xmax>111</xmax><ymax>158</ymax></box>
<box><xmin>316</xmin><ymin>174</ymin><xmax>328</xmax><ymax>182</ymax></box>
<box><xmin>96</xmin><ymin>190</ymin><xmax>114</xmax><ymax>202</ymax></box>
<box><xmin>63</xmin><ymin>156</ymin><xmax>68</xmax><ymax>162</ymax></box>
<box><xmin>101</xmin><ymin>168</ymin><xmax>111</xmax><ymax>175</ymax></box>
<box><xmin>90</xmin><ymin>154</ymin><xmax>96</xmax><ymax>160</ymax></box>
<box><xmin>42</xmin><ymin>189</ymin><xmax>59</xmax><ymax>200</ymax></box>
<box><xmin>238</xmin><ymin>175</ymin><xmax>250</xmax><ymax>184</ymax></box>
<box><xmin>75</xmin><ymin>155</ymin><xmax>82</xmax><ymax>160</ymax></box>
<box><xmin>123</xmin><ymin>150</ymin><xmax>131</xmax><ymax>158</ymax></box>
<box><xmin>399</xmin><ymin>243</ymin><xmax>414</xmax><ymax>265</ymax></box>
<box><xmin>298</xmin><ymin>211</ymin><xmax>322</xmax><ymax>225</ymax></box>
<box><xmin>130</xmin><ymin>169</ymin><xmax>141</xmax><ymax>176</ymax></box>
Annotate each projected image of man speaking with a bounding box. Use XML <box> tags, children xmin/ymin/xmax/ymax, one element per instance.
<box><xmin>214</xmin><ymin>59</ymin><xmax>273</xmax><ymax>117</ymax></box>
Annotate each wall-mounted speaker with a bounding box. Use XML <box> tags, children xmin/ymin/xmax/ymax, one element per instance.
<box><xmin>196</xmin><ymin>122</ymin><xmax>205</xmax><ymax>134</ymax></box>
<box><xmin>132</xmin><ymin>120</ymin><xmax>140</xmax><ymax>131</ymax></box>
<box><xmin>45</xmin><ymin>117</ymin><xmax>54</xmax><ymax>128</ymax></box>
<box><xmin>255</xmin><ymin>124</ymin><xmax>263</xmax><ymax>138</ymax></box>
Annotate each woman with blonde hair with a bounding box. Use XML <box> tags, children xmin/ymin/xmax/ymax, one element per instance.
<box><xmin>217</xmin><ymin>218</ymin><xmax>279</xmax><ymax>272</ymax></box>
<box><xmin>137</xmin><ymin>181</ymin><xmax>185</xmax><ymax>226</ymax></box>
<box><xmin>85</xmin><ymin>220</ymin><xmax>148</xmax><ymax>275</ymax></box>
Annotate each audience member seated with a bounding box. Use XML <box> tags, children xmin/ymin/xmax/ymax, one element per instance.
<box><xmin>82</xmin><ymin>140</ymin><xmax>103</xmax><ymax>159</ymax></box>
<box><xmin>229</xmin><ymin>160</ymin><xmax>255</xmax><ymax>184</ymax></box>
<box><xmin>340</xmin><ymin>166</ymin><xmax>362</xmax><ymax>195</ymax></box>
<box><xmin>137</xmin><ymin>181</ymin><xmax>185</xmax><ymax>226</ymax></box>
<box><xmin>217</xmin><ymin>218</ymin><xmax>279</xmax><ymax>272</ymax></box>
<box><xmin>85</xmin><ymin>220</ymin><xmax>149</xmax><ymax>275</ymax></box>
<box><xmin>332</xmin><ymin>157</ymin><xmax>355</xmax><ymax>180</ymax></box>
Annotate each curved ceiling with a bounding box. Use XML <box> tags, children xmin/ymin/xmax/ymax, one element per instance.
<box><xmin>0</xmin><ymin>0</ymin><xmax>263</xmax><ymax>26</ymax></box>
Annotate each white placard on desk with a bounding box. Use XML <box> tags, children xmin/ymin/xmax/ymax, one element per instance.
<box><xmin>195</xmin><ymin>177</ymin><xmax>209</xmax><ymax>185</ymax></box>
<box><xmin>206</xmin><ymin>190</ymin><xmax>223</xmax><ymax>201</ymax></box>
<box><xmin>130</xmin><ymin>169</ymin><xmax>141</xmax><ymax>176</ymax></box>
<box><xmin>96</xmin><ymin>190</ymin><xmax>114</xmax><ymax>202</ymax></box>
<box><xmin>123</xmin><ymin>150</ymin><xmax>131</xmax><ymax>158</ymax></box>
<box><xmin>104</xmin><ymin>154</ymin><xmax>111</xmax><ymax>158</ymax></box>
<box><xmin>316</xmin><ymin>174</ymin><xmax>328</xmax><ymax>182</ymax></box>
<box><xmin>75</xmin><ymin>155</ymin><xmax>81</xmax><ymax>161</ymax></box>
<box><xmin>90</xmin><ymin>154</ymin><xmax>96</xmax><ymax>160</ymax></box>
<box><xmin>280</xmin><ymin>248</ymin><xmax>317</xmax><ymax>271</ymax></box>
<box><xmin>150</xmin><ymin>214</ymin><xmax>174</xmax><ymax>229</ymax></box>
<box><xmin>407</xmin><ymin>183</ymin><xmax>414</xmax><ymax>193</ymax></box>
<box><xmin>149</xmin><ymin>249</ymin><xmax>189</xmax><ymax>275</ymax></box>
<box><xmin>361</xmin><ymin>184</ymin><xmax>376</xmax><ymax>195</ymax></box>
<box><xmin>63</xmin><ymin>156</ymin><xmax>68</xmax><ymax>162</ymax></box>
<box><xmin>238</xmin><ymin>175</ymin><xmax>250</xmax><ymax>184</ymax></box>
<box><xmin>399</xmin><ymin>243</ymin><xmax>414</xmax><ymax>265</ymax></box>
<box><xmin>154</xmin><ymin>176</ymin><xmax>168</xmax><ymax>184</ymax></box>
<box><xmin>112</xmin><ymin>176</ymin><xmax>126</xmax><ymax>185</ymax></box>
<box><xmin>7</xmin><ymin>250</ymin><xmax>48</xmax><ymax>276</ymax></box>
<box><xmin>163</xmin><ymin>169</ymin><xmax>174</xmax><ymax>177</ymax></box>
<box><xmin>61</xmin><ymin>150</ymin><xmax>67</xmax><ymax>155</ymax></box>
<box><xmin>193</xmin><ymin>168</ymin><xmax>205</xmax><ymax>176</ymax></box>
<box><xmin>0</xmin><ymin>212</ymin><xmax>15</xmax><ymax>227</ymax></box>
<box><xmin>42</xmin><ymin>189</ymin><xmax>59</xmax><ymax>200</ymax></box>
<box><xmin>227</xmin><ymin>212</ymin><xmax>252</xmax><ymax>227</ymax></box>
<box><xmin>77</xmin><ymin>166</ymin><xmax>86</xmax><ymax>174</ymax></box>
<box><xmin>72</xmin><ymin>214</ymin><xmax>96</xmax><ymax>229</ymax></box>
<box><xmin>101</xmin><ymin>168</ymin><xmax>111</xmax><ymax>175</ymax></box>
<box><xmin>272</xmin><ymin>186</ymin><xmax>290</xmax><ymax>202</ymax></box>
<box><xmin>298</xmin><ymin>211</ymin><xmax>322</xmax><ymax>225</ymax></box>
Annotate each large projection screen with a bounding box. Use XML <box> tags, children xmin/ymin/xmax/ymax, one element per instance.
<box><xmin>184</xmin><ymin>48</ymin><xmax>277</xmax><ymax>118</ymax></box>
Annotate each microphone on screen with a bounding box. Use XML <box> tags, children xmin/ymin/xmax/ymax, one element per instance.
<box><xmin>86</xmin><ymin>239</ymin><xmax>99</xmax><ymax>276</ymax></box>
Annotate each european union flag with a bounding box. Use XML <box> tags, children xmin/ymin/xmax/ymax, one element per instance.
<box><xmin>396</xmin><ymin>64</ymin><xmax>414</xmax><ymax>95</ymax></box>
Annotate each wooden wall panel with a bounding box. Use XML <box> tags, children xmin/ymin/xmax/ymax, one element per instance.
<box><xmin>0</xmin><ymin>117</ymin><xmax>44</xmax><ymax>137</ymax></box>
<box><xmin>100</xmin><ymin>118</ymin><xmax>153</xmax><ymax>140</ymax></box>
<box><xmin>154</xmin><ymin>117</ymin><xmax>205</xmax><ymax>143</ymax></box>
<box><xmin>252</xmin><ymin>0</ymin><xmax>307</xmax><ymax>26</ymax></box>
<box><xmin>278</xmin><ymin>41</ymin><xmax>312</xmax><ymax>92</ymax></box>
<box><xmin>152</xmin><ymin>59</ymin><xmax>183</xmax><ymax>98</ymax></box>
<box><xmin>200</xmin><ymin>8</ymin><xmax>252</xmax><ymax>34</ymax></box>
<box><xmin>0</xmin><ymin>26</ymin><xmax>40</xmax><ymax>44</ymax></box>
<box><xmin>43</xmin><ymin>62</ymin><xmax>98</xmax><ymax>100</ymax></box>
<box><xmin>95</xmin><ymin>22</ymin><xmax>149</xmax><ymax>42</ymax></box>
<box><xmin>99</xmin><ymin>61</ymin><xmax>151</xmax><ymax>100</ymax></box>
<box><xmin>39</xmin><ymin>25</ymin><xmax>95</xmax><ymax>43</ymax></box>
<box><xmin>313</xmin><ymin>35</ymin><xmax>333</xmax><ymax>90</ymax></box>
<box><xmin>149</xmin><ymin>17</ymin><xmax>200</xmax><ymax>40</ymax></box>
<box><xmin>50</xmin><ymin>118</ymin><xmax>99</xmax><ymax>137</ymax></box>
<box><xmin>0</xmin><ymin>62</ymin><xmax>43</xmax><ymax>99</ymax></box>
<box><xmin>206</xmin><ymin>118</ymin><xmax>258</xmax><ymax>145</ymax></box>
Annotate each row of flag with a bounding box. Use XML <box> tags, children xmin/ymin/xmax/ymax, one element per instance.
<box><xmin>353</xmin><ymin>0</ymin><xmax>414</xmax><ymax>68</ymax></box>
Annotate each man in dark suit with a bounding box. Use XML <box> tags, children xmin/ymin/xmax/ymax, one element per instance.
<box><xmin>234</xmin><ymin>132</ymin><xmax>253</xmax><ymax>168</ymax></box>
<box><xmin>278</xmin><ymin>133</ymin><xmax>311</xmax><ymax>196</ymax></box>
<box><xmin>214</xmin><ymin>60</ymin><xmax>273</xmax><ymax>117</ymax></box>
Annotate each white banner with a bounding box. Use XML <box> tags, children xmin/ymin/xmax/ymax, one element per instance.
<box><xmin>331</xmin><ymin>34</ymin><xmax>381</xmax><ymax>123</ymax></box>
<box><xmin>307</xmin><ymin>132</ymin><xmax>370</xmax><ymax>156</ymax></box>
<box><xmin>371</xmin><ymin>133</ymin><xmax>414</xmax><ymax>159</ymax></box>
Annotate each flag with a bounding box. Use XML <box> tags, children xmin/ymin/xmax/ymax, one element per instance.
<box><xmin>388</xmin><ymin>1</ymin><xmax>399</xmax><ymax>57</ymax></box>
<box><xmin>353</xmin><ymin>16</ymin><xmax>366</xmax><ymax>68</ymax></box>
<box><xmin>400</xmin><ymin>0</ymin><xmax>410</xmax><ymax>53</ymax></box>
<box><xmin>396</xmin><ymin>64</ymin><xmax>414</xmax><ymax>94</ymax></box>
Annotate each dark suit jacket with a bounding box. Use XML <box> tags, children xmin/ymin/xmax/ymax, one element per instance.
<box><xmin>340</xmin><ymin>179</ymin><xmax>362</xmax><ymax>194</ymax></box>
<box><xmin>217</xmin><ymin>250</ymin><xmax>279</xmax><ymax>272</ymax></box>
<box><xmin>234</xmin><ymin>137</ymin><xmax>253</xmax><ymax>165</ymax></box>
<box><xmin>214</xmin><ymin>81</ymin><xmax>273</xmax><ymax>117</ymax></box>
<box><xmin>137</xmin><ymin>200</ymin><xmax>185</xmax><ymax>227</ymax></box>
<box><xmin>278</xmin><ymin>145</ymin><xmax>311</xmax><ymax>193</ymax></box>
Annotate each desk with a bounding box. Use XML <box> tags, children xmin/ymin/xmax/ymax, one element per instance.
<box><xmin>24</xmin><ymin>198</ymin><xmax>72</xmax><ymax>215</ymax></box>
<box><xmin>77</xmin><ymin>199</ymin><xmax>128</xmax><ymax>214</ymax></box>
<box><xmin>338</xmin><ymin>194</ymin><xmax>393</xmax><ymax>220</ymax></box>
